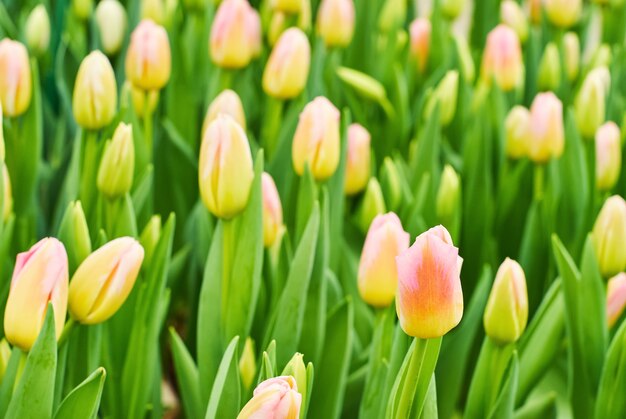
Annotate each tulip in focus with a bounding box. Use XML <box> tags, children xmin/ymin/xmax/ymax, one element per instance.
<box><xmin>126</xmin><ymin>19</ymin><xmax>171</xmax><ymax>91</ymax></box>
<box><xmin>409</xmin><ymin>18</ymin><xmax>431</xmax><ymax>73</ymax></box>
<box><xmin>564</xmin><ymin>32</ymin><xmax>580</xmax><ymax>81</ymax></box>
<box><xmin>575</xmin><ymin>68</ymin><xmax>609</xmax><ymax>139</ymax></box>
<box><xmin>97</xmin><ymin>123</ymin><xmax>135</xmax><ymax>198</ymax></box>
<box><xmin>199</xmin><ymin>114</ymin><xmax>254</xmax><ymax>219</ymax></box>
<box><xmin>95</xmin><ymin>0</ymin><xmax>128</xmax><ymax>56</ymax></box>
<box><xmin>69</xmin><ymin>237</ymin><xmax>144</xmax><ymax>324</ymax></box>
<box><xmin>595</xmin><ymin>122</ymin><xmax>622</xmax><ymax>191</ymax></box>
<box><xmin>25</xmin><ymin>5</ymin><xmax>50</xmax><ymax>56</ymax></box>
<box><xmin>505</xmin><ymin>105</ymin><xmax>530</xmax><ymax>159</ymax></box>
<box><xmin>0</xmin><ymin>39</ymin><xmax>32</xmax><ymax>117</ymax></box>
<box><xmin>263</xmin><ymin>28</ymin><xmax>311</xmax><ymax>99</ymax></box>
<box><xmin>483</xmin><ymin>258</ymin><xmax>528</xmax><ymax>344</ymax></box>
<box><xmin>2</xmin><ymin>164</ymin><xmax>12</xmax><ymax>222</ymax></box>
<box><xmin>210</xmin><ymin>0</ymin><xmax>256</xmax><ymax>69</ymax></box>
<box><xmin>500</xmin><ymin>0</ymin><xmax>528</xmax><ymax>42</ymax></box>
<box><xmin>344</xmin><ymin>124</ymin><xmax>371</xmax><ymax>195</ymax></box>
<box><xmin>292</xmin><ymin>96</ymin><xmax>340</xmax><ymax>181</ymax></box>
<box><xmin>316</xmin><ymin>0</ymin><xmax>355</xmax><ymax>48</ymax></box>
<box><xmin>73</xmin><ymin>51</ymin><xmax>118</xmax><ymax>130</ymax></box>
<box><xmin>358</xmin><ymin>213</ymin><xmax>410</xmax><ymax>307</ymax></box>
<box><xmin>527</xmin><ymin>92</ymin><xmax>564</xmax><ymax>163</ymax></box>
<box><xmin>4</xmin><ymin>238</ymin><xmax>69</xmax><ymax>350</ymax></box>
<box><xmin>481</xmin><ymin>25</ymin><xmax>523</xmax><ymax>92</ymax></box>
<box><xmin>592</xmin><ymin>195</ymin><xmax>626</xmax><ymax>278</ymax></box>
<box><xmin>607</xmin><ymin>273</ymin><xmax>626</xmax><ymax>328</ymax></box>
<box><xmin>396</xmin><ymin>225</ymin><xmax>463</xmax><ymax>338</ymax></box>
<box><xmin>262</xmin><ymin>173</ymin><xmax>283</xmax><ymax>248</ymax></box>
<box><xmin>544</xmin><ymin>0</ymin><xmax>582</xmax><ymax>28</ymax></box>
<box><xmin>271</xmin><ymin>0</ymin><xmax>301</xmax><ymax>13</ymax></box>
<box><xmin>237</xmin><ymin>376</ymin><xmax>302</xmax><ymax>419</ymax></box>
<box><xmin>203</xmin><ymin>89</ymin><xmax>247</xmax><ymax>136</ymax></box>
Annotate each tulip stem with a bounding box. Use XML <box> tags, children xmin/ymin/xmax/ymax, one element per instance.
<box><xmin>262</xmin><ymin>97</ymin><xmax>284</xmax><ymax>160</ymax></box>
<box><xmin>533</xmin><ymin>164</ymin><xmax>545</xmax><ymax>201</ymax></box>
<box><xmin>58</xmin><ymin>317</ymin><xmax>76</xmax><ymax>347</ymax></box>
<box><xmin>143</xmin><ymin>94</ymin><xmax>154</xmax><ymax>163</ymax></box>
<box><xmin>80</xmin><ymin>130</ymin><xmax>100</xmax><ymax>222</ymax></box>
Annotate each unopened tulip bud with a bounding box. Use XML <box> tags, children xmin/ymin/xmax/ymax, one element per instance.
<box><xmin>607</xmin><ymin>273</ymin><xmax>626</xmax><ymax>328</ymax></box>
<box><xmin>595</xmin><ymin>122</ymin><xmax>622</xmax><ymax>191</ymax></box>
<box><xmin>247</xmin><ymin>8</ymin><xmax>262</xmax><ymax>59</ymax></box>
<box><xmin>409</xmin><ymin>18</ymin><xmax>431</xmax><ymax>73</ymax></box>
<box><xmin>2</xmin><ymin>164</ymin><xmax>12</xmax><ymax>222</ymax></box>
<box><xmin>592</xmin><ymin>196</ymin><xmax>626</xmax><ymax>277</ymax></box>
<box><xmin>292</xmin><ymin>96</ymin><xmax>340</xmax><ymax>180</ymax></box>
<box><xmin>140</xmin><ymin>215</ymin><xmax>161</xmax><ymax>267</ymax></box>
<box><xmin>544</xmin><ymin>0</ymin><xmax>582</xmax><ymax>28</ymax></box>
<box><xmin>199</xmin><ymin>114</ymin><xmax>254</xmax><ymax>219</ymax></box>
<box><xmin>500</xmin><ymin>0</ymin><xmax>528</xmax><ymax>42</ymax></box>
<box><xmin>575</xmin><ymin>68</ymin><xmax>609</xmax><ymax>139</ymax></box>
<box><xmin>591</xmin><ymin>44</ymin><xmax>612</xmax><ymax>70</ymax></box>
<box><xmin>527</xmin><ymin>92</ymin><xmax>564</xmax><ymax>163</ymax></box>
<box><xmin>263</xmin><ymin>28</ymin><xmax>311</xmax><ymax>99</ymax></box>
<box><xmin>203</xmin><ymin>89</ymin><xmax>246</xmax><ymax>137</ymax></box>
<box><xmin>441</xmin><ymin>0</ymin><xmax>465</xmax><ymax>20</ymax></box>
<box><xmin>484</xmin><ymin>258</ymin><xmax>528</xmax><ymax>344</ymax></box>
<box><xmin>396</xmin><ymin>225</ymin><xmax>463</xmax><ymax>338</ymax></box>
<box><xmin>481</xmin><ymin>25</ymin><xmax>523</xmax><ymax>92</ymax></box>
<box><xmin>529</xmin><ymin>0</ymin><xmax>541</xmax><ymax>24</ymax></box>
<box><xmin>454</xmin><ymin>34</ymin><xmax>476</xmax><ymax>83</ymax></box>
<box><xmin>239</xmin><ymin>338</ymin><xmax>256</xmax><ymax>390</ymax></box>
<box><xmin>0</xmin><ymin>340</ymin><xmax>10</xmax><ymax>379</ymax></box>
<box><xmin>0</xmin><ymin>40</ymin><xmax>32</xmax><ymax>117</ymax></box>
<box><xmin>126</xmin><ymin>19</ymin><xmax>171</xmax><ymax>91</ymax></box>
<box><xmin>72</xmin><ymin>0</ymin><xmax>94</xmax><ymax>19</ymax></box>
<box><xmin>97</xmin><ymin>123</ymin><xmax>135</xmax><ymax>198</ymax></box>
<box><xmin>282</xmin><ymin>353</ymin><xmax>308</xmax><ymax>405</ymax></box>
<box><xmin>57</xmin><ymin>201</ymin><xmax>92</xmax><ymax>273</ymax></box>
<box><xmin>25</xmin><ymin>5</ymin><xmax>50</xmax><ymax>56</ymax></box>
<box><xmin>425</xmin><ymin>70</ymin><xmax>459</xmax><ymax>125</ymax></box>
<box><xmin>141</xmin><ymin>0</ymin><xmax>165</xmax><ymax>24</ymax></box>
<box><xmin>380</xmin><ymin>157</ymin><xmax>402</xmax><ymax>211</ymax></box>
<box><xmin>436</xmin><ymin>165</ymin><xmax>461</xmax><ymax>221</ymax></box>
<box><xmin>505</xmin><ymin>105</ymin><xmax>530</xmax><ymax>159</ymax></box>
<box><xmin>344</xmin><ymin>124</ymin><xmax>371</xmax><ymax>195</ymax></box>
<box><xmin>262</xmin><ymin>173</ymin><xmax>283</xmax><ymax>248</ymax></box>
<box><xmin>379</xmin><ymin>0</ymin><xmax>407</xmax><ymax>32</ymax></box>
<box><xmin>357</xmin><ymin>178</ymin><xmax>386</xmax><ymax>233</ymax></box>
<box><xmin>127</xmin><ymin>81</ymin><xmax>159</xmax><ymax>118</ymax></box>
<box><xmin>210</xmin><ymin>0</ymin><xmax>256</xmax><ymax>69</ymax></box>
<box><xmin>538</xmin><ymin>43</ymin><xmax>561</xmax><ymax>91</ymax></box>
<box><xmin>564</xmin><ymin>32</ymin><xmax>580</xmax><ymax>81</ymax></box>
<box><xmin>358</xmin><ymin>213</ymin><xmax>409</xmax><ymax>307</ymax></box>
<box><xmin>298</xmin><ymin>0</ymin><xmax>312</xmax><ymax>31</ymax></box>
<box><xmin>4</xmin><ymin>238</ymin><xmax>68</xmax><ymax>350</ymax></box>
<box><xmin>69</xmin><ymin>237</ymin><xmax>144</xmax><ymax>324</ymax></box>
<box><xmin>271</xmin><ymin>0</ymin><xmax>301</xmax><ymax>13</ymax></box>
<box><xmin>96</xmin><ymin>0</ymin><xmax>128</xmax><ymax>56</ymax></box>
<box><xmin>268</xmin><ymin>12</ymin><xmax>288</xmax><ymax>46</ymax></box>
<box><xmin>237</xmin><ymin>376</ymin><xmax>302</xmax><ymax>419</ymax></box>
<box><xmin>316</xmin><ymin>0</ymin><xmax>355</xmax><ymax>48</ymax></box>
<box><xmin>73</xmin><ymin>51</ymin><xmax>117</xmax><ymax>130</ymax></box>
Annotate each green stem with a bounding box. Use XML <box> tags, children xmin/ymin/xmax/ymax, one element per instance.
<box><xmin>533</xmin><ymin>164</ymin><xmax>545</xmax><ymax>201</ymax></box>
<box><xmin>262</xmin><ymin>97</ymin><xmax>285</xmax><ymax>160</ymax></box>
<box><xmin>79</xmin><ymin>130</ymin><xmax>100</xmax><ymax>221</ymax></box>
<box><xmin>143</xmin><ymin>94</ymin><xmax>154</xmax><ymax>164</ymax></box>
<box><xmin>58</xmin><ymin>317</ymin><xmax>76</xmax><ymax>348</ymax></box>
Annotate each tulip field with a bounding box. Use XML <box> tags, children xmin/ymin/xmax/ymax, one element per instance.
<box><xmin>2</xmin><ymin>0</ymin><xmax>626</xmax><ymax>417</ymax></box>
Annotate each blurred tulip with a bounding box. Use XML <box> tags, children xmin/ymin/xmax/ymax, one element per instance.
<box><xmin>575</xmin><ymin>68</ymin><xmax>609</xmax><ymax>139</ymax></box>
<box><xmin>0</xmin><ymin>39</ymin><xmax>32</xmax><ymax>117</ymax></box>
<box><xmin>590</xmin><ymin>44</ymin><xmax>612</xmax><ymax>70</ymax></box>
<box><xmin>544</xmin><ymin>0</ymin><xmax>582</xmax><ymax>28</ymax></box>
<box><xmin>2</xmin><ymin>164</ymin><xmax>12</xmax><ymax>222</ymax></box>
<box><xmin>298</xmin><ymin>0</ymin><xmax>312</xmax><ymax>31</ymax></box>
<box><xmin>454</xmin><ymin>34</ymin><xmax>476</xmax><ymax>83</ymax></box>
<box><xmin>239</xmin><ymin>338</ymin><xmax>256</xmax><ymax>390</ymax></box>
<box><xmin>436</xmin><ymin>165</ymin><xmax>461</xmax><ymax>222</ymax></box>
<box><xmin>538</xmin><ymin>43</ymin><xmax>561</xmax><ymax>91</ymax></box>
<box><xmin>592</xmin><ymin>196</ymin><xmax>626</xmax><ymax>277</ymax></box>
<box><xmin>607</xmin><ymin>273</ymin><xmax>626</xmax><ymax>328</ymax></box>
<box><xmin>505</xmin><ymin>105</ymin><xmax>530</xmax><ymax>159</ymax></box>
<box><xmin>500</xmin><ymin>0</ymin><xmax>528</xmax><ymax>42</ymax></box>
<box><xmin>25</xmin><ymin>5</ymin><xmax>50</xmax><ymax>56</ymax></box>
<box><xmin>72</xmin><ymin>0</ymin><xmax>94</xmax><ymax>19</ymax></box>
<box><xmin>57</xmin><ymin>201</ymin><xmax>91</xmax><ymax>273</ymax></box>
<box><xmin>482</xmin><ymin>25</ymin><xmax>523</xmax><ymax>92</ymax></box>
<box><xmin>4</xmin><ymin>238</ymin><xmax>69</xmax><ymax>350</ymax></box>
<box><xmin>409</xmin><ymin>18</ymin><xmax>431</xmax><ymax>73</ymax></box>
<box><xmin>127</xmin><ymin>81</ymin><xmax>160</xmax><ymax>118</ymax></box>
<box><xmin>344</xmin><ymin>123</ymin><xmax>371</xmax><ymax>195</ymax></box>
<box><xmin>126</xmin><ymin>19</ymin><xmax>171</xmax><ymax>91</ymax></box>
<box><xmin>141</xmin><ymin>0</ymin><xmax>165</xmax><ymax>24</ymax></box>
<box><xmin>564</xmin><ymin>32</ymin><xmax>580</xmax><ymax>81</ymax></box>
<box><xmin>263</xmin><ymin>28</ymin><xmax>311</xmax><ymax>99</ymax></box>
<box><xmin>425</xmin><ymin>70</ymin><xmax>459</xmax><ymax>125</ymax></box>
<box><xmin>396</xmin><ymin>225</ymin><xmax>463</xmax><ymax>338</ymax></box>
<box><xmin>262</xmin><ymin>173</ymin><xmax>283</xmax><ymax>248</ymax></box>
<box><xmin>210</xmin><ymin>0</ymin><xmax>257</xmax><ymax>68</ymax></box>
<box><xmin>203</xmin><ymin>89</ymin><xmax>246</xmax><ymax>136</ymax></box>
<box><xmin>528</xmin><ymin>0</ymin><xmax>541</xmax><ymax>24</ymax></box>
<box><xmin>527</xmin><ymin>92</ymin><xmax>564</xmax><ymax>163</ymax></box>
<box><xmin>69</xmin><ymin>237</ymin><xmax>144</xmax><ymax>324</ymax></box>
<box><xmin>357</xmin><ymin>178</ymin><xmax>386</xmax><ymax>233</ymax></box>
<box><xmin>292</xmin><ymin>96</ymin><xmax>340</xmax><ymax>180</ymax></box>
<box><xmin>484</xmin><ymin>258</ymin><xmax>528</xmax><ymax>344</ymax></box>
<box><xmin>237</xmin><ymin>376</ymin><xmax>302</xmax><ymax>419</ymax></box>
<box><xmin>269</xmin><ymin>12</ymin><xmax>288</xmax><ymax>46</ymax></box>
<box><xmin>95</xmin><ymin>0</ymin><xmax>128</xmax><ymax>56</ymax></box>
<box><xmin>379</xmin><ymin>0</ymin><xmax>407</xmax><ymax>32</ymax></box>
<box><xmin>97</xmin><ymin>123</ymin><xmax>135</xmax><ymax>198</ymax></box>
<box><xmin>73</xmin><ymin>50</ymin><xmax>117</xmax><ymax>130</ymax></box>
<box><xmin>316</xmin><ymin>0</ymin><xmax>355</xmax><ymax>48</ymax></box>
<box><xmin>199</xmin><ymin>114</ymin><xmax>254</xmax><ymax>219</ymax></box>
<box><xmin>248</xmin><ymin>7</ymin><xmax>262</xmax><ymax>58</ymax></box>
<box><xmin>271</xmin><ymin>0</ymin><xmax>301</xmax><ymax>13</ymax></box>
<box><xmin>595</xmin><ymin>122</ymin><xmax>622</xmax><ymax>191</ymax></box>
<box><xmin>441</xmin><ymin>0</ymin><xmax>465</xmax><ymax>20</ymax></box>
<box><xmin>0</xmin><ymin>340</ymin><xmax>10</xmax><ymax>380</ymax></box>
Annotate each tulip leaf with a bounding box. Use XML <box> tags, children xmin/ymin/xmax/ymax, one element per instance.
<box><xmin>131</xmin><ymin>165</ymin><xmax>154</xmax><ymax>216</ymax></box>
<box><xmin>53</xmin><ymin>367</ymin><xmax>106</xmax><ymax>419</ymax></box>
<box><xmin>0</xmin><ymin>348</ymin><xmax>22</xmax><ymax>417</ymax></box>
<box><xmin>595</xmin><ymin>318</ymin><xmax>626</xmax><ymax>419</ymax></box>
<box><xmin>169</xmin><ymin>328</ymin><xmax>202</xmax><ymax>419</ymax></box>
<box><xmin>419</xmin><ymin>375</ymin><xmax>438</xmax><ymax>419</ymax></box>
<box><xmin>295</xmin><ymin>164</ymin><xmax>318</xmax><ymax>243</ymax></box>
<box><xmin>204</xmin><ymin>336</ymin><xmax>241</xmax><ymax>419</ymax></box>
<box><xmin>162</xmin><ymin>119</ymin><xmax>199</xmax><ymax>170</ymax></box>
<box><xmin>515</xmin><ymin>393</ymin><xmax>558</xmax><ymax>419</ymax></box>
<box><xmin>487</xmin><ymin>352</ymin><xmax>519</xmax><ymax>419</ymax></box>
<box><xmin>342</xmin><ymin>365</ymin><xmax>367</xmax><ymax>418</ymax></box>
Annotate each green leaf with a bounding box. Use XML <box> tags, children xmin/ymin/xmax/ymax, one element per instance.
<box><xmin>0</xmin><ymin>348</ymin><xmax>22</xmax><ymax>417</ymax></box>
<box><xmin>418</xmin><ymin>375</ymin><xmax>438</xmax><ymax>419</ymax></box>
<box><xmin>515</xmin><ymin>393</ymin><xmax>557</xmax><ymax>419</ymax></box>
<box><xmin>488</xmin><ymin>352</ymin><xmax>519</xmax><ymax>419</ymax></box>
<box><xmin>204</xmin><ymin>336</ymin><xmax>241</xmax><ymax>419</ymax></box>
<box><xmin>295</xmin><ymin>165</ymin><xmax>318</xmax><ymax>243</ymax></box>
<box><xmin>169</xmin><ymin>328</ymin><xmax>202</xmax><ymax>419</ymax></box>
<box><xmin>595</xmin><ymin>307</ymin><xmax>626</xmax><ymax>418</ymax></box>
<box><xmin>131</xmin><ymin>165</ymin><xmax>154</xmax><ymax>216</ymax></box>
<box><xmin>54</xmin><ymin>368</ymin><xmax>106</xmax><ymax>419</ymax></box>
<box><xmin>162</xmin><ymin>119</ymin><xmax>199</xmax><ymax>170</ymax></box>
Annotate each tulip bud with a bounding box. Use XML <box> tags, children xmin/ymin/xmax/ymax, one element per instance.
<box><xmin>396</xmin><ymin>225</ymin><xmax>463</xmax><ymax>338</ymax></box>
<box><xmin>409</xmin><ymin>18</ymin><xmax>431</xmax><ymax>73</ymax></box>
<box><xmin>263</xmin><ymin>28</ymin><xmax>311</xmax><ymax>99</ymax></box>
<box><xmin>0</xmin><ymin>103</ymin><xmax>4</xmax><ymax>159</ymax></box>
<box><xmin>379</xmin><ymin>0</ymin><xmax>407</xmax><ymax>32</ymax></box>
<box><xmin>505</xmin><ymin>105</ymin><xmax>530</xmax><ymax>159</ymax></box>
<box><xmin>564</xmin><ymin>32</ymin><xmax>580</xmax><ymax>81</ymax></box>
<box><xmin>316</xmin><ymin>0</ymin><xmax>355</xmax><ymax>48</ymax></box>
<box><xmin>425</xmin><ymin>70</ymin><xmax>459</xmax><ymax>126</ymax></box>
<box><xmin>141</xmin><ymin>0</ymin><xmax>165</xmax><ymax>24</ymax></box>
<box><xmin>380</xmin><ymin>157</ymin><xmax>402</xmax><ymax>211</ymax></box>
<box><xmin>57</xmin><ymin>201</ymin><xmax>92</xmax><ymax>273</ymax></box>
<box><xmin>271</xmin><ymin>0</ymin><xmax>301</xmax><ymax>13</ymax></box>
<box><xmin>95</xmin><ymin>0</ymin><xmax>128</xmax><ymax>56</ymax></box>
<box><xmin>0</xmin><ymin>39</ymin><xmax>32</xmax><ymax>117</ymax></box>
<box><xmin>592</xmin><ymin>196</ymin><xmax>626</xmax><ymax>277</ymax></box>
<box><xmin>607</xmin><ymin>273</ymin><xmax>626</xmax><ymax>328</ymax></box>
<box><xmin>2</xmin><ymin>164</ymin><xmax>12</xmax><ymax>222</ymax></box>
<box><xmin>126</xmin><ymin>19</ymin><xmax>171</xmax><ymax>91</ymax></box>
<box><xmin>127</xmin><ymin>81</ymin><xmax>160</xmax><ymax>118</ymax></box>
<box><xmin>69</xmin><ymin>237</ymin><xmax>144</xmax><ymax>324</ymax></box>
<box><xmin>538</xmin><ymin>43</ymin><xmax>561</xmax><ymax>91</ymax></box>
<box><xmin>575</xmin><ymin>68</ymin><xmax>609</xmax><ymax>139</ymax></box>
<box><xmin>282</xmin><ymin>353</ymin><xmax>308</xmax><ymax>406</ymax></box>
<box><xmin>25</xmin><ymin>5</ymin><xmax>50</xmax><ymax>56</ymax></box>
<box><xmin>453</xmin><ymin>34</ymin><xmax>476</xmax><ymax>83</ymax></box>
<box><xmin>500</xmin><ymin>0</ymin><xmax>528</xmax><ymax>43</ymax></box>
<box><xmin>357</xmin><ymin>178</ymin><xmax>387</xmax><ymax>233</ymax></box>
<box><xmin>199</xmin><ymin>114</ymin><xmax>254</xmax><ymax>219</ymax></box>
<box><xmin>262</xmin><ymin>173</ymin><xmax>283</xmax><ymax>248</ymax></box>
<box><xmin>358</xmin><ymin>213</ymin><xmax>410</xmax><ymax>307</ymax></box>
<box><xmin>590</xmin><ymin>44</ymin><xmax>612</xmax><ymax>70</ymax></box>
<box><xmin>544</xmin><ymin>0</ymin><xmax>582</xmax><ymax>28</ymax></box>
<box><xmin>344</xmin><ymin>124</ymin><xmax>371</xmax><ymax>196</ymax></box>
<box><xmin>140</xmin><ymin>215</ymin><xmax>161</xmax><ymax>267</ymax></box>
<box><xmin>210</xmin><ymin>0</ymin><xmax>256</xmax><ymax>69</ymax></box>
<box><xmin>4</xmin><ymin>238</ymin><xmax>69</xmax><ymax>350</ymax></box>
<box><xmin>247</xmin><ymin>7</ymin><xmax>262</xmax><ymax>59</ymax></box>
<box><xmin>483</xmin><ymin>258</ymin><xmax>528</xmax><ymax>344</ymax></box>
<box><xmin>436</xmin><ymin>165</ymin><xmax>461</xmax><ymax>222</ymax></box>
<box><xmin>72</xmin><ymin>51</ymin><xmax>117</xmax><ymax>130</ymax></box>
<box><xmin>268</xmin><ymin>12</ymin><xmax>288</xmax><ymax>46</ymax></box>
<box><xmin>72</xmin><ymin>0</ymin><xmax>94</xmax><ymax>19</ymax></box>
<box><xmin>202</xmin><ymin>89</ymin><xmax>246</xmax><ymax>137</ymax></box>
<box><xmin>292</xmin><ymin>96</ymin><xmax>340</xmax><ymax>180</ymax></box>
<box><xmin>0</xmin><ymin>340</ymin><xmax>10</xmax><ymax>380</ymax></box>
<box><xmin>481</xmin><ymin>24</ymin><xmax>523</xmax><ymax>92</ymax></box>
<box><xmin>298</xmin><ymin>0</ymin><xmax>312</xmax><ymax>31</ymax></box>
<box><xmin>529</xmin><ymin>0</ymin><xmax>541</xmax><ymax>24</ymax></box>
<box><xmin>441</xmin><ymin>0</ymin><xmax>465</xmax><ymax>20</ymax></box>
<box><xmin>239</xmin><ymin>338</ymin><xmax>256</xmax><ymax>390</ymax></box>
<box><xmin>237</xmin><ymin>376</ymin><xmax>302</xmax><ymax>419</ymax></box>
<box><xmin>595</xmin><ymin>122</ymin><xmax>622</xmax><ymax>191</ymax></box>
<box><xmin>527</xmin><ymin>92</ymin><xmax>564</xmax><ymax>163</ymax></box>
<box><xmin>97</xmin><ymin>123</ymin><xmax>135</xmax><ymax>198</ymax></box>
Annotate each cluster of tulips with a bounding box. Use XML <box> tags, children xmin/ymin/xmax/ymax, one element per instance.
<box><xmin>0</xmin><ymin>0</ymin><xmax>625</xmax><ymax>418</ymax></box>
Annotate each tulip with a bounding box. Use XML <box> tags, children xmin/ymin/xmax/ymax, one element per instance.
<box><xmin>95</xmin><ymin>0</ymin><xmax>128</xmax><ymax>56</ymax></box>
<box><xmin>269</xmin><ymin>12</ymin><xmax>288</xmax><ymax>46</ymax></box>
<box><xmin>454</xmin><ymin>34</ymin><xmax>476</xmax><ymax>83</ymax></box>
<box><xmin>575</xmin><ymin>68</ymin><xmax>609</xmax><ymax>139</ymax></box>
<box><xmin>202</xmin><ymin>89</ymin><xmax>247</xmax><ymax>136</ymax></box>
<box><xmin>595</xmin><ymin>122</ymin><xmax>622</xmax><ymax>191</ymax></box>
<box><xmin>125</xmin><ymin>19</ymin><xmax>171</xmax><ymax>91</ymax></box>
<box><xmin>396</xmin><ymin>225</ymin><xmax>463</xmax><ymax>338</ymax></box>
<box><xmin>2</xmin><ymin>163</ymin><xmax>12</xmax><ymax>222</ymax></box>
<box><xmin>199</xmin><ymin>114</ymin><xmax>254</xmax><ymax>219</ymax></box>
<box><xmin>441</xmin><ymin>0</ymin><xmax>465</xmax><ymax>20</ymax></box>
<box><xmin>72</xmin><ymin>51</ymin><xmax>117</xmax><ymax>130</ymax></box>
<box><xmin>282</xmin><ymin>353</ymin><xmax>307</xmax><ymax>407</ymax></box>
<box><xmin>97</xmin><ymin>123</ymin><xmax>135</xmax><ymax>198</ymax></box>
<box><xmin>424</xmin><ymin>70</ymin><xmax>459</xmax><ymax>126</ymax></box>
<box><xmin>505</xmin><ymin>105</ymin><xmax>530</xmax><ymax>159</ymax></box>
<box><xmin>239</xmin><ymin>338</ymin><xmax>256</xmax><ymax>390</ymax></box>
<box><xmin>591</xmin><ymin>44</ymin><xmax>612</xmax><ymax>70</ymax></box>
<box><xmin>544</xmin><ymin>0</ymin><xmax>582</xmax><ymax>28</ymax></box>
<box><xmin>436</xmin><ymin>165</ymin><xmax>461</xmax><ymax>222</ymax></box>
<box><xmin>0</xmin><ymin>39</ymin><xmax>32</xmax><ymax>117</ymax></box>
<box><xmin>358</xmin><ymin>213</ymin><xmax>410</xmax><ymax>307</ymax></box>
<box><xmin>141</xmin><ymin>0</ymin><xmax>165</xmax><ymax>24</ymax></box>
<box><xmin>0</xmin><ymin>340</ymin><xmax>10</xmax><ymax>379</ymax></box>
<box><xmin>344</xmin><ymin>124</ymin><xmax>371</xmax><ymax>195</ymax></box>
<box><xmin>248</xmin><ymin>7</ymin><xmax>262</xmax><ymax>59</ymax></box>
<box><xmin>607</xmin><ymin>273</ymin><xmax>626</xmax><ymax>328</ymax></box>
<box><xmin>4</xmin><ymin>238</ymin><xmax>69</xmax><ymax>350</ymax></box>
<box><xmin>210</xmin><ymin>0</ymin><xmax>256</xmax><ymax>69</ymax></box>
<box><xmin>263</xmin><ymin>28</ymin><xmax>311</xmax><ymax>99</ymax></box>
<box><xmin>528</xmin><ymin>0</ymin><xmax>541</xmax><ymax>24</ymax></box>
<box><xmin>298</xmin><ymin>0</ymin><xmax>312</xmax><ymax>31</ymax></box>
<box><xmin>271</xmin><ymin>0</ymin><xmax>301</xmax><ymax>13</ymax></box>
<box><xmin>481</xmin><ymin>25</ymin><xmax>523</xmax><ymax>92</ymax></box>
<box><xmin>316</xmin><ymin>0</ymin><xmax>355</xmax><ymax>48</ymax></box>
<box><xmin>140</xmin><ymin>215</ymin><xmax>161</xmax><ymax>267</ymax></box>
<box><xmin>564</xmin><ymin>32</ymin><xmax>580</xmax><ymax>81</ymax></box>
<box><xmin>69</xmin><ymin>237</ymin><xmax>144</xmax><ymax>324</ymax></box>
<box><xmin>57</xmin><ymin>201</ymin><xmax>92</xmax><ymax>273</ymax></box>
<box><xmin>500</xmin><ymin>0</ymin><xmax>528</xmax><ymax>42</ymax></box>
<box><xmin>538</xmin><ymin>43</ymin><xmax>561</xmax><ymax>91</ymax></box>
<box><xmin>527</xmin><ymin>92</ymin><xmax>564</xmax><ymax>163</ymax></box>
<box><xmin>237</xmin><ymin>376</ymin><xmax>302</xmax><ymax>419</ymax></box>
<box><xmin>409</xmin><ymin>18</ymin><xmax>431</xmax><ymax>73</ymax></box>
<box><xmin>483</xmin><ymin>258</ymin><xmax>528</xmax><ymax>344</ymax></box>
<box><xmin>127</xmin><ymin>81</ymin><xmax>160</xmax><ymax>118</ymax></box>
<box><xmin>292</xmin><ymin>96</ymin><xmax>340</xmax><ymax>180</ymax></box>
<box><xmin>72</xmin><ymin>0</ymin><xmax>94</xmax><ymax>19</ymax></box>
<box><xmin>25</xmin><ymin>5</ymin><xmax>50</xmax><ymax>56</ymax></box>
<box><xmin>262</xmin><ymin>172</ymin><xmax>284</xmax><ymax>248</ymax></box>
<box><xmin>379</xmin><ymin>0</ymin><xmax>407</xmax><ymax>32</ymax></box>
<box><xmin>592</xmin><ymin>196</ymin><xmax>626</xmax><ymax>277</ymax></box>
<box><xmin>357</xmin><ymin>178</ymin><xmax>387</xmax><ymax>233</ymax></box>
